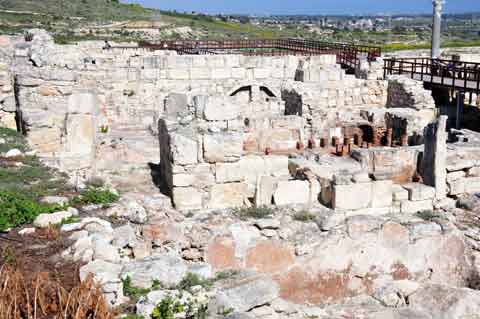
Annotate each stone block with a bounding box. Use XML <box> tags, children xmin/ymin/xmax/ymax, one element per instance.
<box><xmin>172</xmin><ymin>174</ymin><xmax>194</xmax><ymax>187</ymax></box>
<box><xmin>190</xmin><ymin>68</ymin><xmax>211</xmax><ymax>80</ymax></box>
<box><xmin>400</xmin><ymin>199</ymin><xmax>433</xmax><ymax>214</ymax></box>
<box><xmin>448</xmin><ymin>178</ymin><xmax>466</xmax><ymax>196</ymax></box>
<box><xmin>216</xmin><ymin>162</ymin><xmax>244</xmax><ymax>183</ymax></box>
<box><xmin>464</xmin><ymin>177</ymin><xmax>480</xmax><ymax>194</ymax></box>
<box><xmin>371</xmin><ymin>180</ymin><xmax>393</xmax><ymax>208</ymax></box>
<box><xmin>468</xmin><ymin>167</ymin><xmax>480</xmax><ymax>177</ymax></box>
<box><xmin>333</xmin><ymin>182</ymin><xmax>372</xmax><ymax>210</ymax></box>
<box><xmin>171</xmin><ymin>133</ymin><xmax>198</xmax><ymax>165</ymax></box>
<box><xmin>65</xmin><ymin>114</ymin><xmax>95</xmax><ymax>157</ymax></box>
<box><xmin>203</xmin><ymin>133</ymin><xmax>243</xmax><ymax>163</ymax></box>
<box><xmin>173</xmin><ymin>187</ymin><xmax>202</xmax><ymax>210</ymax></box>
<box><xmin>167</xmin><ymin>69</ymin><xmax>189</xmax><ymax>80</ymax></box>
<box><xmin>204</xmin><ymin>98</ymin><xmax>242</xmax><ymax>121</ymax></box>
<box><xmin>231</xmin><ymin>67</ymin><xmax>247</xmax><ymax>79</ymax></box>
<box><xmin>273</xmin><ymin>180</ymin><xmax>310</xmax><ymax>205</ymax></box>
<box><xmin>254</xmin><ymin>68</ymin><xmax>270</xmax><ymax>79</ymax></box>
<box><xmin>255</xmin><ymin>176</ymin><xmax>276</xmax><ymax>207</ymax></box>
<box><xmin>190</xmin><ymin>164</ymin><xmax>215</xmax><ymax>188</ymax></box>
<box><xmin>264</xmin><ymin>155</ymin><xmax>289</xmax><ymax>177</ymax></box>
<box><xmin>68</xmin><ymin>91</ymin><xmax>97</xmax><ymax>115</ymax></box>
<box><xmin>402</xmin><ymin>183</ymin><xmax>436</xmax><ymax>201</ymax></box>
<box><xmin>164</xmin><ymin>93</ymin><xmax>188</xmax><ymax>116</ymax></box>
<box><xmin>392</xmin><ymin>184</ymin><xmax>409</xmax><ymax>201</ymax></box>
<box><xmin>208</xmin><ymin>183</ymin><xmax>248</xmax><ymax>209</ymax></box>
<box><xmin>447</xmin><ymin>171</ymin><xmax>466</xmax><ymax>182</ymax></box>
<box><xmin>212</xmin><ymin>68</ymin><xmax>231</xmax><ymax>79</ymax></box>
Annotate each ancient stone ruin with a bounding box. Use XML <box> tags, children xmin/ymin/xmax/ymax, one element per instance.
<box><xmin>3</xmin><ymin>29</ymin><xmax>480</xmax><ymax>319</ymax></box>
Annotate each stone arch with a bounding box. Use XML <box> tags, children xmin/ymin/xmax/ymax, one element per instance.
<box><xmin>260</xmin><ymin>86</ymin><xmax>276</xmax><ymax>98</ymax></box>
<box><xmin>228</xmin><ymin>83</ymin><xmax>280</xmax><ymax>102</ymax></box>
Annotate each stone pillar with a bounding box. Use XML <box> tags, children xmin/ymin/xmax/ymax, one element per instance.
<box><xmin>423</xmin><ymin>115</ymin><xmax>447</xmax><ymax>199</ymax></box>
<box><xmin>431</xmin><ymin>0</ymin><xmax>443</xmax><ymax>58</ymax></box>
<box><xmin>64</xmin><ymin>91</ymin><xmax>97</xmax><ymax>171</ymax></box>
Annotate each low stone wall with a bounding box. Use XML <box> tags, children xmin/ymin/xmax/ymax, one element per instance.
<box><xmin>446</xmin><ymin>144</ymin><xmax>480</xmax><ymax>196</ymax></box>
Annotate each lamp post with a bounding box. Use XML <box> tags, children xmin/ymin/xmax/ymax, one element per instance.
<box><xmin>431</xmin><ymin>0</ymin><xmax>443</xmax><ymax>58</ymax></box>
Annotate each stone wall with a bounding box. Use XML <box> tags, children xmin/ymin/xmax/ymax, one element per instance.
<box><xmin>159</xmin><ymin>92</ymin><xmax>324</xmax><ymax>210</ymax></box>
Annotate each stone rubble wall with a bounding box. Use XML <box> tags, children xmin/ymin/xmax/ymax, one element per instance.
<box><xmin>387</xmin><ymin>75</ymin><xmax>436</xmax><ymax>111</ymax></box>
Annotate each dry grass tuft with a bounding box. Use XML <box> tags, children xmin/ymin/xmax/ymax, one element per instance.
<box><xmin>0</xmin><ymin>266</ymin><xmax>114</xmax><ymax>319</ymax></box>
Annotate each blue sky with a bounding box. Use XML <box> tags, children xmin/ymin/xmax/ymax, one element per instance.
<box><xmin>126</xmin><ymin>0</ymin><xmax>480</xmax><ymax>15</ymax></box>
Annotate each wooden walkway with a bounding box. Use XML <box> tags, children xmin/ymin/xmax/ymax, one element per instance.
<box><xmin>384</xmin><ymin>57</ymin><xmax>480</xmax><ymax>94</ymax></box>
<box><xmin>111</xmin><ymin>38</ymin><xmax>381</xmax><ymax>69</ymax></box>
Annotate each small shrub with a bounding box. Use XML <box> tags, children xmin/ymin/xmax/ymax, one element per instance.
<box><xmin>59</xmin><ymin>215</ymin><xmax>81</xmax><ymax>226</ymax></box>
<box><xmin>177</xmin><ymin>273</ymin><xmax>213</xmax><ymax>292</ymax></box>
<box><xmin>0</xmin><ymin>190</ymin><xmax>66</xmax><ymax>231</ymax></box>
<box><xmin>122</xmin><ymin>276</ymin><xmax>152</xmax><ymax>302</ymax></box>
<box><xmin>292</xmin><ymin>210</ymin><xmax>316</xmax><ymax>222</ymax></box>
<box><xmin>416</xmin><ymin>210</ymin><xmax>439</xmax><ymax>221</ymax></box>
<box><xmin>214</xmin><ymin>269</ymin><xmax>240</xmax><ymax>281</ymax></box>
<box><xmin>233</xmin><ymin>206</ymin><xmax>274</xmax><ymax>220</ymax></box>
<box><xmin>71</xmin><ymin>187</ymin><xmax>119</xmax><ymax>206</ymax></box>
<box><xmin>151</xmin><ymin>296</ymin><xmax>184</xmax><ymax>319</ymax></box>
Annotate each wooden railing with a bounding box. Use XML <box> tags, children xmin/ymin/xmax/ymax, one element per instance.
<box><xmin>384</xmin><ymin>57</ymin><xmax>480</xmax><ymax>93</ymax></box>
<box><xmin>128</xmin><ymin>38</ymin><xmax>381</xmax><ymax>68</ymax></box>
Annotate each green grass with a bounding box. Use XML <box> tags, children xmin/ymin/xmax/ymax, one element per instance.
<box><xmin>122</xmin><ymin>276</ymin><xmax>158</xmax><ymax>303</ymax></box>
<box><xmin>382</xmin><ymin>40</ymin><xmax>480</xmax><ymax>52</ymax></box>
<box><xmin>0</xmin><ymin>127</ymin><xmax>73</xmax><ymax>231</ymax></box>
<box><xmin>71</xmin><ymin>186</ymin><xmax>119</xmax><ymax>206</ymax></box>
<box><xmin>292</xmin><ymin>210</ymin><xmax>316</xmax><ymax>222</ymax></box>
<box><xmin>416</xmin><ymin>210</ymin><xmax>440</xmax><ymax>221</ymax></box>
<box><xmin>233</xmin><ymin>206</ymin><xmax>275</xmax><ymax>220</ymax></box>
<box><xmin>177</xmin><ymin>273</ymin><xmax>213</xmax><ymax>293</ymax></box>
<box><xmin>0</xmin><ymin>128</ymin><xmax>27</xmax><ymax>153</ymax></box>
<box><xmin>0</xmin><ymin>191</ymin><xmax>66</xmax><ymax>231</ymax></box>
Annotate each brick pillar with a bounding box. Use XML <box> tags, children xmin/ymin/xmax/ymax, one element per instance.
<box><xmin>386</xmin><ymin>128</ymin><xmax>393</xmax><ymax>147</ymax></box>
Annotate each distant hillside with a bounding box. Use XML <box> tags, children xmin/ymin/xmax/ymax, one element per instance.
<box><xmin>0</xmin><ymin>0</ymin><xmax>157</xmax><ymax>21</ymax></box>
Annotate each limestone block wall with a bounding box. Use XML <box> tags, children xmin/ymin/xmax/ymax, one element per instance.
<box><xmin>159</xmin><ymin>95</ymin><xmax>321</xmax><ymax>210</ymax></box>
<box><xmin>7</xmin><ymin>31</ymin><xmax>344</xmax><ymax>183</ymax></box>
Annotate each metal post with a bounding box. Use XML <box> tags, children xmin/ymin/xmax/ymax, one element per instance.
<box><xmin>456</xmin><ymin>91</ymin><xmax>465</xmax><ymax>129</ymax></box>
<box><xmin>432</xmin><ymin>0</ymin><xmax>443</xmax><ymax>58</ymax></box>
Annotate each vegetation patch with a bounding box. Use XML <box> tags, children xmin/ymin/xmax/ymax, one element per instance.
<box><xmin>292</xmin><ymin>210</ymin><xmax>317</xmax><ymax>222</ymax></box>
<box><xmin>0</xmin><ymin>190</ymin><xmax>66</xmax><ymax>231</ymax></box>
<box><xmin>71</xmin><ymin>186</ymin><xmax>119</xmax><ymax>206</ymax></box>
<box><xmin>0</xmin><ymin>267</ymin><xmax>114</xmax><ymax>319</ymax></box>
<box><xmin>122</xmin><ymin>276</ymin><xmax>162</xmax><ymax>303</ymax></box>
<box><xmin>177</xmin><ymin>273</ymin><xmax>213</xmax><ymax>293</ymax></box>
<box><xmin>233</xmin><ymin>206</ymin><xmax>275</xmax><ymax>220</ymax></box>
<box><xmin>0</xmin><ymin>128</ymin><xmax>72</xmax><ymax>231</ymax></box>
<box><xmin>416</xmin><ymin>210</ymin><xmax>440</xmax><ymax>221</ymax></box>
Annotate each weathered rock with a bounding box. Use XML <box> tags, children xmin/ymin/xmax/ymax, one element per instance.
<box><xmin>402</xmin><ymin>183</ymin><xmax>436</xmax><ymax>201</ymax></box>
<box><xmin>33</xmin><ymin>210</ymin><xmax>75</xmax><ymax>227</ymax></box>
<box><xmin>409</xmin><ymin>285</ymin><xmax>480</xmax><ymax>319</ymax></box>
<box><xmin>5</xmin><ymin>148</ymin><xmax>22</xmax><ymax>158</ymax></box>
<box><xmin>122</xmin><ymin>254</ymin><xmax>188</xmax><ymax>289</ymax></box>
<box><xmin>61</xmin><ymin>217</ymin><xmax>113</xmax><ymax>233</ymax></box>
<box><xmin>213</xmin><ymin>276</ymin><xmax>279</xmax><ymax>312</ymax></box>
<box><xmin>273</xmin><ymin>180</ymin><xmax>310</xmax><ymax>205</ymax></box>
